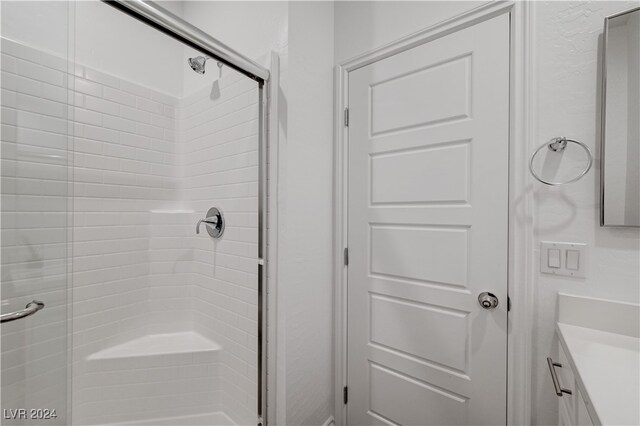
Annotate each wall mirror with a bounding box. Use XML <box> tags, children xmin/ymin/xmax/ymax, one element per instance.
<box><xmin>601</xmin><ymin>7</ymin><xmax>640</xmax><ymax>227</ymax></box>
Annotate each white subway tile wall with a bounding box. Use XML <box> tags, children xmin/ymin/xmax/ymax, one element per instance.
<box><xmin>1</xmin><ymin>37</ymin><xmax>259</xmax><ymax>425</ymax></box>
<box><xmin>178</xmin><ymin>70</ymin><xmax>259</xmax><ymax>426</ymax></box>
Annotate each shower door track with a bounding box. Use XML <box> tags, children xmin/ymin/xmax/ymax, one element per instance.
<box><xmin>101</xmin><ymin>1</ymin><xmax>271</xmax><ymax>425</ymax></box>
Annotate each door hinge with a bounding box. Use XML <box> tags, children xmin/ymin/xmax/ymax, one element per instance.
<box><xmin>343</xmin><ymin>247</ymin><xmax>349</xmax><ymax>266</ymax></box>
<box><xmin>507</xmin><ymin>296</ymin><xmax>511</xmax><ymax>312</ymax></box>
<box><xmin>343</xmin><ymin>386</ymin><xmax>348</xmax><ymax>404</ymax></box>
<box><xmin>344</xmin><ymin>107</ymin><xmax>349</xmax><ymax>127</ymax></box>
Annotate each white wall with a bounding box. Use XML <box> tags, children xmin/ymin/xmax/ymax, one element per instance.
<box><xmin>334</xmin><ymin>1</ymin><xmax>640</xmax><ymax>425</ymax></box>
<box><xmin>279</xmin><ymin>2</ymin><xmax>335</xmax><ymax>425</ymax></box>
<box><xmin>531</xmin><ymin>2</ymin><xmax>640</xmax><ymax>424</ymax></box>
<box><xmin>334</xmin><ymin>1</ymin><xmax>486</xmax><ymax>64</ymax></box>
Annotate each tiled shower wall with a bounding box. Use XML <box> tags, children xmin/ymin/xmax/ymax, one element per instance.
<box><xmin>179</xmin><ymin>70</ymin><xmax>259</xmax><ymax>425</ymax></box>
<box><xmin>2</xmin><ymin>37</ymin><xmax>259</xmax><ymax>424</ymax></box>
<box><xmin>68</xmin><ymin>48</ymin><xmax>186</xmax><ymax>424</ymax></box>
<box><xmin>70</xmin><ymin>50</ymin><xmax>180</xmax><ymax>362</ymax></box>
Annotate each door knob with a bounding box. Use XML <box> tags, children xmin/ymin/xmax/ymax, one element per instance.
<box><xmin>478</xmin><ymin>292</ymin><xmax>499</xmax><ymax>310</ymax></box>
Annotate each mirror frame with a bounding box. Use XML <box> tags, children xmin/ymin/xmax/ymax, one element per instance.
<box><xmin>600</xmin><ymin>6</ymin><xmax>640</xmax><ymax>228</ymax></box>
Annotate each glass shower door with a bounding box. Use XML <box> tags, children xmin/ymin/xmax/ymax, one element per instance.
<box><xmin>1</xmin><ymin>1</ymin><xmax>72</xmax><ymax>424</ymax></box>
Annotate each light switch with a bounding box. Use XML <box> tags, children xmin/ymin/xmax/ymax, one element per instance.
<box><xmin>548</xmin><ymin>249</ymin><xmax>561</xmax><ymax>268</ymax></box>
<box><xmin>566</xmin><ymin>250</ymin><xmax>580</xmax><ymax>270</ymax></box>
<box><xmin>540</xmin><ymin>241</ymin><xmax>587</xmax><ymax>278</ymax></box>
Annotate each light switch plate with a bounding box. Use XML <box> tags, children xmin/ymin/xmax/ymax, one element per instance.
<box><xmin>540</xmin><ymin>241</ymin><xmax>587</xmax><ymax>278</ymax></box>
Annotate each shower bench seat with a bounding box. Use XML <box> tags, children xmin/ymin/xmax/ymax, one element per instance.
<box><xmin>87</xmin><ymin>331</ymin><xmax>222</xmax><ymax>362</ymax></box>
<box><xmin>79</xmin><ymin>332</ymin><xmax>226</xmax><ymax>425</ymax></box>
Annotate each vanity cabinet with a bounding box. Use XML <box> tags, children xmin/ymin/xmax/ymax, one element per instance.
<box><xmin>553</xmin><ymin>293</ymin><xmax>640</xmax><ymax>426</ymax></box>
<box><xmin>549</xmin><ymin>345</ymin><xmax>595</xmax><ymax>426</ymax></box>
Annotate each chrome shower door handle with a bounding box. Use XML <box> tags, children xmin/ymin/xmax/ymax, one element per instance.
<box><xmin>1</xmin><ymin>300</ymin><xmax>45</xmax><ymax>323</ymax></box>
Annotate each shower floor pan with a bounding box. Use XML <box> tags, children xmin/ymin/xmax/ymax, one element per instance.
<box><xmin>81</xmin><ymin>332</ymin><xmax>231</xmax><ymax>425</ymax></box>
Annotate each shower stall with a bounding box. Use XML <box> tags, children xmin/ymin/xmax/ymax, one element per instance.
<box><xmin>1</xmin><ymin>1</ymin><xmax>269</xmax><ymax>424</ymax></box>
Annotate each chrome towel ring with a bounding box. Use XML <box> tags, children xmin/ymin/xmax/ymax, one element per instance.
<box><xmin>529</xmin><ymin>137</ymin><xmax>594</xmax><ymax>186</ymax></box>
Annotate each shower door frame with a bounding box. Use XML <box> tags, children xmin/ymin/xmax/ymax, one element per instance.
<box><xmin>99</xmin><ymin>1</ymin><xmax>271</xmax><ymax>424</ymax></box>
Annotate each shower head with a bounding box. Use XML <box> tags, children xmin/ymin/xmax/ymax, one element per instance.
<box><xmin>188</xmin><ymin>56</ymin><xmax>224</xmax><ymax>76</ymax></box>
<box><xmin>188</xmin><ymin>56</ymin><xmax>208</xmax><ymax>74</ymax></box>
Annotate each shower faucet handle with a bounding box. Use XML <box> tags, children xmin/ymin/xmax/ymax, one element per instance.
<box><xmin>196</xmin><ymin>217</ymin><xmax>218</xmax><ymax>233</ymax></box>
<box><xmin>196</xmin><ymin>207</ymin><xmax>225</xmax><ymax>238</ymax></box>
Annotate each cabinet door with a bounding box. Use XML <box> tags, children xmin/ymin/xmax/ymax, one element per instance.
<box><xmin>576</xmin><ymin>390</ymin><xmax>594</xmax><ymax>426</ymax></box>
<box><xmin>559</xmin><ymin>398</ymin><xmax>573</xmax><ymax>426</ymax></box>
<box><xmin>558</xmin><ymin>345</ymin><xmax>577</xmax><ymax>423</ymax></box>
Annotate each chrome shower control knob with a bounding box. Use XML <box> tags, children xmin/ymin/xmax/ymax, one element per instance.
<box><xmin>478</xmin><ymin>292</ymin><xmax>499</xmax><ymax>310</ymax></box>
<box><xmin>196</xmin><ymin>207</ymin><xmax>225</xmax><ymax>238</ymax></box>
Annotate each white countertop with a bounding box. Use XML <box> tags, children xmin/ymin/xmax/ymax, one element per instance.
<box><xmin>557</xmin><ymin>322</ymin><xmax>640</xmax><ymax>426</ymax></box>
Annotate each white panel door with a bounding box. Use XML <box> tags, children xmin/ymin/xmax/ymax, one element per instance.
<box><xmin>346</xmin><ymin>14</ymin><xmax>510</xmax><ymax>426</ymax></box>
